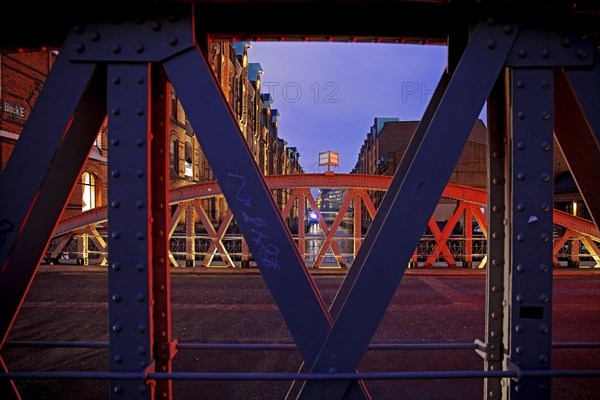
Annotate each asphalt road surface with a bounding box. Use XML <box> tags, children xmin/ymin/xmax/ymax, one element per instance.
<box><xmin>3</xmin><ymin>270</ymin><xmax>599</xmax><ymax>400</ymax></box>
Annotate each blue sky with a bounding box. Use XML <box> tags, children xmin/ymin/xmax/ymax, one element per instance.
<box><xmin>249</xmin><ymin>42</ymin><xmax>449</xmax><ymax>173</ymax></box>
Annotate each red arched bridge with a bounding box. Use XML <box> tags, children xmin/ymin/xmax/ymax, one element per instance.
<box><xmin>49</xmin><ymin>174</ymin><xmax>600</xmax><ymax>269</ymax></box>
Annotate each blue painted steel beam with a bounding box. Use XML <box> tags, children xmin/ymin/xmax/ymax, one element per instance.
<box><xmin>297</xmin><ymin>20</ymin><xmax>518</xmax><ymax>400</ymax></box>
<box><xmin>107</xmin><ymin>63</ymin><xmax>154</xmax><ymax>400</ymax></box>
<box><xmin>162</xmin><ymin>45</ymin><xmax>371</xmax><ymax>399</ymax></box>
<box><xmin>503</xmin><ymin>68</ymin><xmax>554</xmax><ymax>399</ymax></box>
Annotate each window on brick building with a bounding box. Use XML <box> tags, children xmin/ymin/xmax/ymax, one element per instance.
<box><xmin>184</xmin><ymin>140</ymin><xmax>193</xmax><ymax>178</ymax></box>
<box><xmin>170</xmin><ymin>138</ymin><xmax>178</xmax><ymax>173</ymax></box>
<box><xmin>82</xmin><ymin>172</ymin><xmax>96</xmax><ymax>212</ymax></box>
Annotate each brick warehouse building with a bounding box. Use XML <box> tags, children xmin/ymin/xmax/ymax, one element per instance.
<box><xmin>352</xmin><ymin>117</ymin><xmax>589</xmax><ymax>228</ymax></box>
<box><xmin>0</xmin><ymin>43</ymin><xmax>302</xmax><ymax>226</ymax></box>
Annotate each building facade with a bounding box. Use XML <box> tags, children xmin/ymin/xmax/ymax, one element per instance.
<box><xmin>0</xmin><ymin>43</ymin><xmax>303</xmax><ymax>228</ymax></box>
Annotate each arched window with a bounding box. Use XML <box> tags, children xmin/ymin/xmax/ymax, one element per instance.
<box><xmin>82</xmin><ymin>172</ymin><xmax>96</xmax><ymax>211</ymax></box>
<box><xmin>184</xmin><ymin>140</ymin><xmax>193</xmax><ymax>178</ymax></box>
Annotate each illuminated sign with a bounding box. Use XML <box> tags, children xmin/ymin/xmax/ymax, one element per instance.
<box><xmin>319</xmin><ymin>151</ymin><xmax>339</xmax><ymax>167</ymax></box>
<box><xmin>3</xmin><ymin>101</ymin><xmax>25</xmax><ymax>119</ymax></box>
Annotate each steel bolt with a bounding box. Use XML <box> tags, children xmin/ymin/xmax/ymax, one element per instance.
<box><xmin>137</xmin><ymin>293</ymin><xmax>145</xmax><ymax>302</ymax></box>
<box><xmin>539</xmin><ymin>354</ymin><xmax>548</xmax><ymax>363</ymax></box>
<box><xmin>517</xmin><ymin>233</ymin><xmax>525</xmax><ymax>242</ymax></box>
<box><xmin>111</xmin><ymin>231</ymin><xmax>121</xmax><ymax>239</ymax></box>
<box><xmin>492</xmin><ymin>178</ymin><xmax>500</xmax><ymax>185</ymax></box>
<box><xmin>112</xmin><ymin>44</ymin><xmax>121</xmax><ymax>54</ymax></box>
<box><xmin>111</xmin><ymin>200</ymin><xmax>120</xmax><ymax>208</ymax></box>
<box><xmin>113</xmin><ymin>385</ymin><xmax>123</xmax><ymax>394</ymax></box>
<box><xmin>539</xmin><ymin>264</ymin><xmax>549</xmax><ymax>273</ymax></box>
<box><xmin>492</xmin><ymin>205</ymin><xmax>500</xmax><ymax>212</ymax></box>
<box><xmin>516</xmin><ymin>80</ymin><xmax>525</xmax><ymax>89</ymax></box>
<box><xmin>539</xmin><ymin>324</ymin><xmax>549</xmax><ymax>333</ymax></box>
<box><xmin>516</xmin><ymin>264</ymin><xmax>525</xmax><ymax>272</ymax></box>
<box><xmin>136</xmin><ymin>170</ymin><xmax>144</xmax><ymax>178</ymax></box>
<box><xmin>517</xmin><ymin>141</ymin><xmax>525</xmax><ymax>150</ymax></box>
<box><xmin>137</xmin><ymin>324</ymin><xmax>146</xmax><ymax>333</ymax></box>
<box><xmin>516</xmin><ymin>346</ymin><xmax>524</xmax><ymax>354</ymax></box>
<box><xmin>492</xmin><ymin>232</ymin><xmax>500</xmax><ymax>239</ymax></box>
<box><xmin>516</xmin><ymin>294</ymin><xmax>524</xmax><ymax>303</ymax></box>
<box><xmin>517</xmin><ymin>49</ymin><xmax>527</xmax><ymax>58</ymax></box>
<box><xmin>486</xmin><ymin>17</ymin><xmax>497</xmax><ymax>27</ymax></box>
<box><xmin>111</xmin><ymin>108</ymin><xmax>120</xmax><ymax>116</ymax></box>
<box><xmin>139</xmin><ymin>385</ymin><xmax>148</xmax><ymax>394</ymax></box>
<box><xmin>136</xmin><ymin>107</ymin><xmax>145</xmax><ymax>116</ymax></box>
<box><xmin>517</xmin><ymin>203</ymin><xmax>525</xmax><ymax>212</ymax></box>
<box><xmin>541</xmin><ymin>48</ymin><xmax>550</xmax><ymax>58</ymax></box>
<box><xmin>136</xmin><ymin>263</ymin><xmax>145</xmax><ymax>271</ymax></box>
<box><xmin>541</xmin><ymin>111</ymin><xmax>550</xmax><ymax>120</ymax></box>
<box><xmin>73</xmin><ymin>25</ymin><xmax>84</xmax><ymax>34</ymax></box>
<box><xmin>541</xmin><ymin>81</ymin><xmax>549</xmax><ymax>90</ymax></box>
<box><xmin>492</xmin><ymin>285</ymin><xmax>499</xmax><ymax>293</ymax></box>
<box><xmin>541</xmin><ymin>233</ymin><xmax>550</xmax><ymax>242</ymax></box>
<box><xmin>136</xmin><ymin>138</ymin><xmax>145</xmax><ymax>147</ymax></box>
<box><xmin>503</xmin><ymin>25</ymin><xmax>514</xmax><ymax>35</ymax></box>
<box><xmin>541</xmin><ymin>203</ymin><xmax>550</xmax><ymax>212</ymax></box>
<box><xmin>576</xmin><ymin>49</ymin><xmax>587</xmax><ymax>59</ymax></box>
<box><xmin>136</xmin><ymin>201</ymin><xmax>144</xmax><ymax>209</ymax></box>
<box><xmin>541</xmin><ymin>141</ymin><xmax>550</xmax><ymax>151</ymax></box>
<box><xmin>111</xmin><ymin>169</ymin><xmax>120</xmax><ymax>177</ymax></box>
<box><xmin>541</xmin><ymin>173</ymin><xmax>550</xmax><ymax>182</ymax></box>
<box><xmin>114</xmin><ymin>354</ymin><xmax>123</xmax><ymax>363</ymax></box>
<box><xmin>110</xmin><ymin>138</ymin><xmax>120</xmax><ymax>146</ymax></box>
<box><xmin>491</xmin><ymin>312</ymin><xmax>499</xmax><ymax>319</ymax></box>
<box><xmin>136</xmin><ymin>232</ymin><xmax>145</xmax><ymax>240</ymax></box>
<box><xmin>151</xmin><ymin>21</ymin><xmax>162</xmax><ymax>31</ymax></box>
<box><xmin>540</xmin><ymin>294</ymin><xmax>549</xmax><ymax>303</ymax></box>
<box><xmin>517</xmin><ymin>173</ymin><xmax>525</xmax><ymax>181</ymax></box>
<box><xmin>75</xmin><ymin>42</ymin><xmax>85</xmax><ymax>53</ymax></box>
<box><xmin>168</xmin><ymin>35</ymin><xmax>179</xmax><ymax>46</ymax></box>
<box><xmin>135</xmin><ymin>43</ymin><xmax>145</xmax><ymax>53</ymax></box>
<box><xmin>112</xmin><ymin>324</ymin><xmax>121</xmax><ymax>333</ymax></box>
<box><xmin>111</xmin><ymin>263</ymin><xmax>121</xmax><ymax>271</ymax></box>
<box><xmin>539</xmin><ymin>384</ymin><xmax>548</xmax><ymax>391</ymax></box>
<box><xmin>517</xmin><ymin>112</ymin><xmax>526</xmax><ymax>120</ymax></box>
<box><xmin>138</xmin><ymin>345</ymin><xmax>147</xmax><ymax>354</ymax></box>
<box><xmin>491</xmin><ymin>258</ymin><xmax>500</xmax><ymax>266</ymax></box>
<box><xmin>486</xmin><ymin>40</ymin><xmax>496</xmax><ymax>49</ymax></box>
<box><xmin>561</xmin><ymin>37</ymin><xmax>572</xmax><ymax>48</ymax></box>
<box><xmin>515</xmin><ymin>384</ymin><xmax>523</xmax><ymax>393</ymax></box>
<box><xmin>90</xmin><ymin>31</ymin><xmax>101</xmax><ymax>42</ymax></box>
<box><xmin>112</xmin><ymin>294</ymin><xmax>121</xmax><ymax>302</ymax></box>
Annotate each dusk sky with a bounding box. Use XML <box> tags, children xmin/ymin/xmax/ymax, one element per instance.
<box><xmin>248</xmin><ymin>42</ymin><xmax>449</xmax><ymax>173</ymax></box>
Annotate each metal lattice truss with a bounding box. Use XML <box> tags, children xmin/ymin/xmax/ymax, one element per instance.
<box><xmin>46</xmin><ymin>176</ymin><xmax>600</xmax><ymax>269</ymax></box>
<box><xmin>1</xmin><ymin>3</ymin><xmax>599</xmax><ymax>400</ymax></box>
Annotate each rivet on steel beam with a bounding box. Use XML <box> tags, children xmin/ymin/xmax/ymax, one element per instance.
<box><xmin>112</xmin><ymin>77</ymin><xmax>120</xmax><ymax>85</ymax></box>
<box><xmin>135</xmin><ymin>17</ymin><xmax>144</xmax><ymax>24</ymax></box>
<box><xmin>168</xmin><ymin>15</ymin><xmax>179</xmax><ymax>23</ymax></box>
<box><xmin>136</xmin><ymin>138</ymin><xmax>145</xmax><ymax>147</ymax></box>
<box><xmin>540</xmin><ymin>233</ymin><xmax>550</xmax><ymax>242</ymax></box>
<box><xmin>515</xmin><ymin>346</ymin><xmax>524</xmax><ymax>354</ymax></box>
<box><xmin>517</xmin><ymin>112</ymin><xmax>526</xmax><ymax>120</ymax></box>
<box><xmin>136</xmin><ymin>201</ymin><xmax>144</xmax><ymax>209</ymax></box>
<box><xmin>541</xmin><ymin>203</ymin><xmax>550</xmax><ymax>212</ymax></box>
<box><xmin>486</xmin><ymin>40</ymin><xmax>496</xmax><ymax>49</ymax></box>
<box><xmin>539</xmin><ymin>384</ymin><xmax>548</xmax><ymax>391</ymax></box>
<box><xmin>492</xmin><ymin>205</ymin><xmax>500</xmax><ymax>212</ymax></box>
<box><xmin>138</xmin><ymin>324</ymin><xmax>146</xmax><ymax>333</ymax></box>
<box><xmin>492</xmin><ymin>151</ymin><xmax>500</xmax><ymax>159</ymax></box>
<box><xmin>151</xmin><ymin>21</ymin><xmax>161</xmax><ymax>31</ymax></box>
<box><xmin>486</xmin><ymin>17</ymin><xmax>497</xmax><ymax>27</ymax></box>
<box><xmin>539</xmin><ymin>264</ymin><xmax>549</xmax><ymax>273</ymax></box>
<box><xmin>579</xmin><ymin>33</ymin><xmax>589</xmax><ymax>40</ymax></box>
<box><xmin>113</xmin><ymin>385</ymin><xmax>123</xmax><ymax>394</ymax></box>
<box><xmin>492</xmin><ymin>285</ymin><xmax>499</xmax><ymax>293</ymax></box>
<box><xmin>110</xmin><ymin>138</ymin><xmax>120</xmax><ymax>147</ymax></box>
<box><xmin>159</xmin><ymin>312</ymin><xmax>166</xmax><ymax>318</ymax></box>
<box><xmin>491</xmin><ymin>258</ymin><xmax>500</xmax><ymax>266</ymax></box>
<box><xmin>516</xmin><ymin>80</ymin><xmax>525</xmax><ymax>89</ymax></box>
<box><xmin>112</xmin><ymin>44</ymin><xmax>121</xmax><ymax>54</ymax></box>
<box><xmin>516</xmin><ymin>294</ymin><xmax>524</xmax><ymax>303</ymax></box>
<box><xmin>517</xmin><ymin>173</ymin><xmax>525</xmax><ymax>181</ymax></box>
<box><xmin>112</xmin><ymin>18</ymin><xmax>121</xmax><ymax>25</ymax></box>
<box><xmin>489</xmin><ymin>390</ymin><xmax>496</xmax><ymax>398</ymax></box>
<box><xmin>490</xmin><ymin>365</ymin><xmax>497</xmax><ymax>371</ymax></box>
<box><xmin>158</xmin><ymin>230</ymin><xmax>165</xmax><ymax>237</ymax></box>
<box><xmin>541</xmin><ymin>111</ymin><xmax>550</xmax><ymax>120</ymax></box>
<box><xmin>111</xmin><ymin>108</ymin><xmax>120</xmax><ymax>116</ymax></box>
<box><xmin>111</xmin><ymin>169</ymin><xmax>120</xmax><ymax>177</ymax></box>
<box><xmin>138</xmin><ymin>346</ymin><xmax>147</xmax><ymax>354</ymax></box>
<box><xmin>111</xmin><ymin>263</ymin><xmax>121</xmax><ymax>271</ymax></box>
<box><xmin>111</xmin><ymin>294</ymin><xmax>121</xmax><ymax>302</ymax></box>
<box><xmin>168</xmin><ymin>36</ymin><xmax>179</xmax><ymax>46</ymax></box>
<box><xmin>158</xmin><ymin>257</ymin><xmax>165</xmax><ymax>264</ymax></box>
<box><xmin>517</xmin><ymin>233</ymin><xmax>525</xmax><ymax>242</ymax></box>
<box><xmin>140</xmin><ymin>360</ymin><xmax>147</xmax><ymax>368</ymax></box>
<box><xmin>112</xmin><ymin>231</ymin><xmax>121</xmax><ymax>239</ymax></box>
<box><xmin>541</xmin><ymin>141</ymin><xmax>550</xmax><ymax>151</ymax></box>
<box><xmin>136</xmin><ymin>170</ymin><xmax>144</xmax><ymax>178</ymax></box>
<box><xmin>516</xmin><ymin>264</ymin><xmax>525</xmax><ymax>272</ymax></box>
<box><xmin>541</xmin><ymin>48</ymin><xmax>550</xmax><ymax>58</ymax></box>
<box><xmin>517</xmin><ymin>203</ymin><xmax>525</xmax><ymax>212</ymax></box>
<box><xmin>135</xmin><ymin>44</ymin><xmax>145</xmax><ymax>53</ymax></box>
<box><xmin>539</xmin><ymin>324</ymin><xmax>548</xmax><ymax>333</ymax></box>
<box><xmin>517</xmin><ymin>49</ymin><xmax>527</xmax><ymax>58</ymax></box>
<box><xmin>90</xmin><ymin>31</ymin><xmax>101</xmax><ymax>42</ymax></box>
<box><xmin>491</xmin><ymin>312</ymin><xmax>499</xmax><ymax>319</ymax></box>
<box><xmin>541</xmin><ymin>81</ymin><xmax>549</xmax><ymax>90</ymax></box>
<box><xmin>492</xmin><ymin>232</ymin><xmax>500</xmax><ymax>239</ymax></box>
<box><xmin>503</xmin><ymin>24</ymin><xmax>514</xmax><ymax>35</ymax></box>
<box><xmin>492</xmin><ymin>178</ymin><xmax>500</xmax><ymax>185</ymax></box>
<box><xmin>517</xmin><ymin>141</ymin><xmax>525</xmax><ymax>150</ymax></box>
<box><xmin>139</xmin><ymin>385</ymin><xmax>148</xmax><ymax>394</ymax></box>
<box><xmin>137</xmin><ymin>293</ymin><xmax>145</xmax><ymax>302</ymax></box>
<box><xmin>136</xmin><ymin>232</ymin><xmax>145</xmax><ymax>240</ymax></box>
<box><xmin>75</xmin><ymin>42</ymin><xmax>85</xmax><ymax>53</ymax></box>
<box><xmin>73</xmin><ymin>25</ymin><xmax>84</xmax><ymax>34</ymax></box>
<box><xmin>160</xmin><ymin>330</ymin><xmax>167</xmax><ymax>337</ymax></box>
<box><xmin>136</xmin><ymin>76</ymin><xmax>145</xmax><ymax>84</ymax></box>
<box><xmin>159</xmin><ymin>284</ymin><xmax>166</xmax><ymax>291</ymax></box>
<box><xmin>136</xmin><ymin>263</ymin><xmax>145</xmax><ymax>271</ymax></box>
<box><xmin>136</xmin><ymin>108</ymin><xmax>145</xmax><ymax>116</ymax></box>
<box><xmin>490</xmin><ymin>330</ymin><xmax>497</xmax><ymax>338</ymax></box>
<box><xmin>561</xmin><ymin>37</ymin><xmax>572</xmax><ymax>48</ymax></box>
<box><xmin>111</xmin><ymin>200</ymin><xmax>120</xmax><ymax>208</ymax></box>
<box><xmin>114</xmin><ymin>354</ymin><xmax>123</xmax><ymax>363</ymax></box>
<box><xmin>112</xmin><ymin>324</ymin><xmax>122</xmax><ymax>333</ymax></box>
<box><xmin>540</xmin><ymin>173</ymin><xmax>550</xmax><ymax>182</ymax></box>
<box><xmin>539</xmin><ymin>294</ymin><xmax>549</xmax><ymax>303</ymax></box>
<box><xmin>538</xmin><ymin>354</ymin><xmax>548</xmax><ymax>363</ymax></box>
<box><xmin>576</xmin><ymin>49</ymin><xmax>588</xmax><ymax>59</ymax></box>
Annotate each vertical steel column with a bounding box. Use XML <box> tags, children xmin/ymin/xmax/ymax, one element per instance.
<box><xmin>503</xmin><ymin>68</ymin><xmax>554</xmax><ymax>399</ymax></box>
<box><xmin>107</xmin><ymin>63</ymin><xmax>154</xmax><ymax>400</ymax></box>
<box><xmin>150</xmin><ymin>67</ymin><xmax>175</xmax><ymax>400</ymax></box>
<box><xmin>353</xmin><ymin>192</ymin><xmax>362</xmax><ymax>257</ymax></box>
<box><xmin>483</xmin><ymin>70</ymin><xmax>508</xmax><ymax>399</ymax></box>
<box><xmin>185</xmin><ymin>204</ymin><xmax>195</xmax><ymax>267</ymax></box>
<box><xmin>298</xmin><ymin>192</ymin><xmax>306</xmax><ymax>261</ymax></box>
<box><xmin>465</xmin><ymin>207</ymin><xmax>473</xmax><ymax>268</ymax></box>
